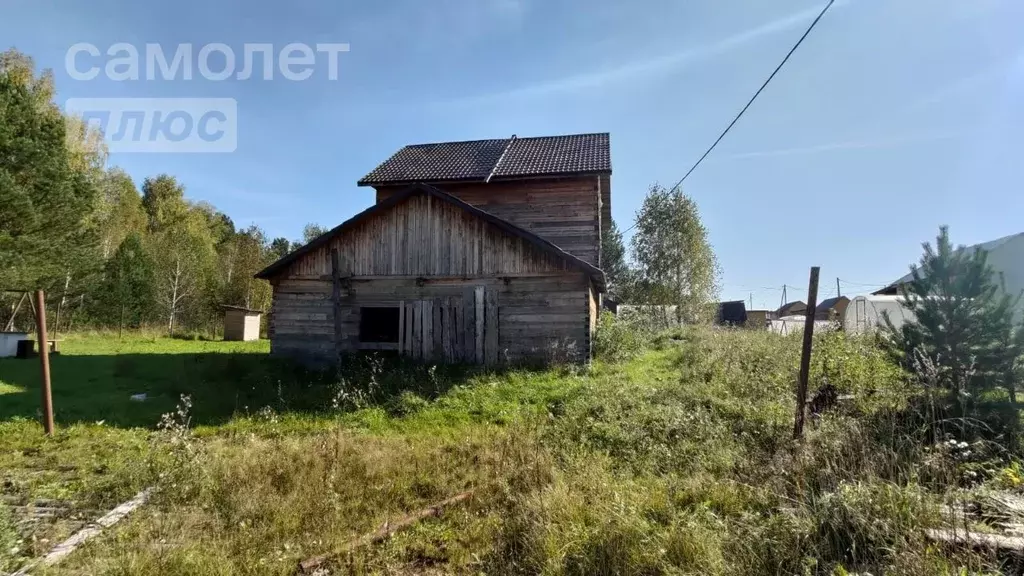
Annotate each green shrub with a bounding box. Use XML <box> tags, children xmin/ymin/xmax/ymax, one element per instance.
<box><xmin>592</xmin><ymin>311</ymin><xmax>651</xmax><ymax>362</ymax></box>
<box><xmin>386</xmin><ymin>390</ymin><xmax>431</xmax><ymax>417</ymax></box>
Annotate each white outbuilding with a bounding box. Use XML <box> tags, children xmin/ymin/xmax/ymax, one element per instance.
<box><xmin>843</xmin><ymin>295</ymin><xmax>916</xmax><ymax>335</ymax></box>
<box><xmin>874</xmin><ymin>231</ymin><xmax>1024</xmax><ymax>319</ymax></box>
<box><xmin>221</xmin><ymin>305</ymin><xmax>263</xmax><ymax>342</ymax></box>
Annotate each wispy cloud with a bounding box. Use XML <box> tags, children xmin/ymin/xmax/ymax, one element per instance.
<box><xmin>911</xmin><ymin>51</ymin><xmax>1024</xmax><ymax>110</ymax></box>
<box><xmin>452</xmin><ymin>2</ymin><xmax>845</xmax><ymax>104</ymax></box>
<box><xmin>350</xmin><ymin>0</ymin><xmax>527</xmax><ymax>48</ymax></box>
<box><xmin>728</xmin><ymin>131</ymin><xmax>958</xmax><ymax>159</ymax></box>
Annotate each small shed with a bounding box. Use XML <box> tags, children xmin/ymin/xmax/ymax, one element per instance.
<box><xmin>745</xmin><ymin>310</ymin><xmax>771</xmax><ymax>329</ymax></box>
<box><xmin>0</xmin><ymin>332</ymin><xmax>29</xmax><ymax>358</ymax></box>
<box><xmin>221</xmin><ymin>305</ymin><xmax>262</xmax><ymax>341</ymax></box>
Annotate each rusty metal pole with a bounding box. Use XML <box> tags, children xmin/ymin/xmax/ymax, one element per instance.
<box><xmin>793</xmin><ymin>267</ymin><xmax>820</xmax><ymax>440</ymax></box>
<box><xmin>34</xmin><ymin>290</ymin><xmax>54</xmax><ymax>435</ymax></box>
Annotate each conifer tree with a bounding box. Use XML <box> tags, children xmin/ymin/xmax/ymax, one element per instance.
<box><xmin>884</xmin><ymin>227</ymin><xmax>1023</xmax><ymax>408</ymax></box>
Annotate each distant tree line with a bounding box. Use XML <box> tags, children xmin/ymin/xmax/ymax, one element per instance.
<box><xmin>0</xmin><ymin>49</ymin><xmax>324</xmax><ymax>335</ymax></box>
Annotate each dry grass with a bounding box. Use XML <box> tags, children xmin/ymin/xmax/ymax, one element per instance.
<box><xmin>4</xmin><ymin>327</ymin><xmax>1021</xmax><ymax>575</ymax></box>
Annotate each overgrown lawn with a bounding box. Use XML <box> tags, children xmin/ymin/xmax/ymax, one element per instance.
<box><xmin>1</xmin><ymin>329</ymin><xmax>1014</xmax><ymax>575</ymax></box>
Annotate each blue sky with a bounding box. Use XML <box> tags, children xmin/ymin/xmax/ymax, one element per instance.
<box><xmin>4</xmin><ymin>0</ymin><xmax>1023</xmax><ymax>308</ymax></box>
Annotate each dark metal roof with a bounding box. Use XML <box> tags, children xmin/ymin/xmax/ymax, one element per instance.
<box><xmin>777</xmin><ymin>301</ymin><xmax>807</xmax><ymax>316</ymax></box>
<box><xmin>255</xmin><ymin>183</ymin><xmax>606</xmax><ymax>291</ymax></box>
<box><xmin>358</xmin><ymin>133</ymin><xmax>611</xmax><ymax>186</ymax></box>
<box><xmin>814</xmin><ymin>296</ymin><xmax>849</xmax><ymax>313</ymax></box>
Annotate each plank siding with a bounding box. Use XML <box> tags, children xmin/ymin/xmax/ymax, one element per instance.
<box><xmin>267</xmin><ymin>190</ymin><xmax>597</xmax><ymax>366</ymax></box>
<box><xmin>282</xmin><ymin>194</ymin><xmax>579</xmax><ymax>280</ymax></box>
<box><xmin>269</xmin><ymin>274</ymin><xmax>590</xmax><ymax>365</ymax></box>
<box><xmin>375</xmin><ymin>177</ymin><xmax>600</xmax><ymax>266</ymax></box>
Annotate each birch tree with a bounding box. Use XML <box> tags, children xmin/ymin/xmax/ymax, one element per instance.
<box><xmin>151</xmin><ymin>209</ymin><xmax>215</xmax><ymax>335</ymax></box>
<box><xmin>631</xmin><ymin>184</ymin><xmax>720</xmax><ymax>323</ymax></box>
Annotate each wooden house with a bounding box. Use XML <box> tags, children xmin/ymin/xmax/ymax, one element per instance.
<box><xmin>777</xmin><ymin>301</ymin><xmax>807</xmax><ymax>318</ymax></box>
<box><xmin>255</xmin><ymin>133</ymin><xmax>611</xmax><ymax>365</ymax></box>
<box><xmin>814</xmin><ymin>296</ymin><xmax>850</xmax><ymax>322</ymax></box>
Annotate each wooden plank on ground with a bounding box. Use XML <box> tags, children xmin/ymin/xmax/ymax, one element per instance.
<box><xmin>11</xmin><ymin>488</ymin><xmax>153</xmax><ymax>576</ymax></box>
<box><xmin>485</xmin><ymin>289</ymin><xmax>499</xmax><ymax>365</ymax></box>
<box><xmin>926</xmin><ymin>528</ymin><xmax>1024</xmax><ymax>556</ymax></box>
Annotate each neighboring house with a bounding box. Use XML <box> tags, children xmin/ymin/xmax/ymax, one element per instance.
<box><xmin>745</xmin><ymin>310</ymin><xmax>772</xmax><ymax>329</ymax></box>
<box><xmin>255</xmin><ymin>133</ymin><xmax>611</xmax><ymax>365</ymax></box>
<box><xmin>874</xmin><ymin>232</ymin><xmax>1024</xmax><ymax>317</ymax></box>
<box><xmin>777</xmin><ymin>301</ymin><xmax>807</xmax><ymax>317</ymax></box>
<box><xmin>814</xmin><ymin>296</ymin><xmax>850</xmax><ymax>322</ymax></box>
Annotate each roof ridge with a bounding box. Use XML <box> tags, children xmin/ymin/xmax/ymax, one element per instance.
<box><xmin>485</xmin><ymin>134</ymin><xmax>517</xmax><ymax>183</ymax></box>
<box><xmin>405</xmin><ymin>137</ymin><xmax>507</xmax><ymax>148</ymax></box>
<box><xmin>514</xmin><ymin>132</ymin><xmax>609</xmax><ymax>140</ymax></box>
<box><xmin>402</xmin><ymin>132</ymin><xmax>607</xmax><ymax>148</ymax></box>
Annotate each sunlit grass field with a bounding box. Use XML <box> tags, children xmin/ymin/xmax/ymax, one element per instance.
<box><xmin>0</xmin><ymin>329</ymin><xmax>1009</xmax><ymax>575</ymax></box>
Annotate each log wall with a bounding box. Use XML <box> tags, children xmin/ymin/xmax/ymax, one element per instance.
<box><xmin>269</xmin><ymin>275</ymin><xmax>591</xmax><ymax>365</ymax></box>
<box><xmin>375</xmin><ymin>177</ymin><xmax>601</xmax><ymax>266</ymax></box>
<box><xmin>266</xmin><ymin>192</ymin><xmax>597</xmax><ymax>365</ymax></box>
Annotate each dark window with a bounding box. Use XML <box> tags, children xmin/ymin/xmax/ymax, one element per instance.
<box><xmin>359</xmin><ymin>307</ymin><xmax>400</xmax><ymax>343</ymax></box>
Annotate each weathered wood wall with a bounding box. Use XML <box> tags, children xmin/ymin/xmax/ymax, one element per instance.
<box><xmin>374</xmin><ymin>177</ymin><xmax>601</xmax><ymax>266</ymax></box>
<box><xmin>266</xmin><ymin>192</ymin><xmax>598</xmax><ymax>365</ymax></box>
<box><xmin>269</xmin><ymin>275</ymin><xmax>591</xmax><ymax>365</ymax></box>
<box><xmin>285</xmin><ymin>193</ymin><xmax>580</xmax><ymax>280</ymax></box>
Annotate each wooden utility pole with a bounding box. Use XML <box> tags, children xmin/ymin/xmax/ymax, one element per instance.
<box><xmin>34</xmin><ymin>290</ymin><xmax>55</xmax><ymax>435</ymax></box>
<box><xmin>793</xmin><ymin>267</ymin><xmax>820</xmax><ymax>440</ymax></box>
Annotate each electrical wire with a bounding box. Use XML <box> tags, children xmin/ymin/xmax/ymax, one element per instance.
<box><xmin>623</xmin><ymin>0</ymin><xmax>837</xmax><ymax>235</ymax></box>
<box><xmin>838</xmin><ymin>279</ymin><xmax>892</xmax><ymax>288</ymax></box>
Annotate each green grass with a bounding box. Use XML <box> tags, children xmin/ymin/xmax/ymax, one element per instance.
<box><xmin>1</xmin><ymin>335</ymin><xmax>276</xmax><ymax>427</ymax></box>
<box><xmin>0</xmin><ymin>329</ymin><xmax>1014</xmax><ymax>575</ymax></box>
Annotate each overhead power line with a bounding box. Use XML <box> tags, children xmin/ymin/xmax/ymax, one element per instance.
<box><xmin>671</xmin><ymin>0</ymin><xmax>835</xmax><ymax>188</ymax></box>
<box><xmin>623</xmin><ymin>0</ymin><xmax>836</xmax><ymax>235</ymax></box>
<box><xmin>838</xmin><ymin>279</ymin><xmax>892</xmax><ymax>288</ymax></box>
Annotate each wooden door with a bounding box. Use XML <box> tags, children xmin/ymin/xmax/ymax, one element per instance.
<box><xmin>397</xmin><ymin>287</ymin><xmax>498</xmax><ymax>365</ymax></box>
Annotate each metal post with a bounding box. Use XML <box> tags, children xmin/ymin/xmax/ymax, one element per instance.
<box><xmin>793</xmin><ymin>267</ymin><xmax>820</xmax><ymax>439</ymax></box>
<box><xmin>34</xmin><ymin>290</ymin><xmax>54</xmax><ymax>435</ymax></box>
